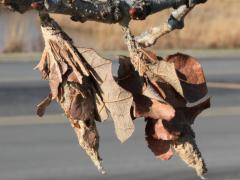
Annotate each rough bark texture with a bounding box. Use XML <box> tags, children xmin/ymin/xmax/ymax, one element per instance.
<box><xmin>1</xmin><ymin>0</ymin><xmax>205</xmax><ymax>24</ymax></box>
<box><xmin>135</xmin><ymin>4</ymin><xmax>194</xmax><ymax>47</ymax></box>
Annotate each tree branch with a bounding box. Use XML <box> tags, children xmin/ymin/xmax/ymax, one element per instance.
<box><xmin>135</xmin><ymin>4</ymin><xmax>194</xmax><ymax>47</ymax></box>
<box><xmin>1</xmin><ymin>0</ymin><xmax>192</xmax><ymax>23</ymax></box>
<box><xmin>135</xmin><ymin>0</ymin><xmax>207</xmax><ymax>47</ymax></box>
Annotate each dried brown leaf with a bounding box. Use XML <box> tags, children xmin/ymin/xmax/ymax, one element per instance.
<box><xmin>67</xmin><ymin>71</ymin><xmax>79</xmax><ymax>83</ymax></box>
<box><xmin>37</xmin><ymin>15</ymin><xmax>210</xmax><ymax>177</ymax></box>
<box><xmin>79</xmin><ymin>48</ymin><xmax>135</xmax><ymax>143</ymax></box>
<box><xmin>70</xmin><ymin>93</ymin><xmax>95</xmax><ymax>121</ymax></box>
<box><xmin>173</xmin><ymin>133</ymin><xmax>207</xmax><ymax>179</ymax></box>
<box><xmin>73</xmin><ymin>120</ymin><xmax>106</xmax><ymax>174</ymax></box>
<box><xmin>39</xmin><ymin>15</ymin><xmax>107</xmax><ymax>175</ymax></box>
<box><xmin>101</xmin><ymin>78</ymin><xmax>134</xmax><ymax>143</ymax></box>
<box><xmin>161</xmin><ymin>97</ymin><xmax>210</xmax><ymax>137</ymax></box>
<box><xmin>133</xmin><ymin>95</ymin><xmax>175</xmax><ymax>121</ymax></box>
<box><xmin>186</xmin><ymin>97</ymin><xmax>211</xmax><ymax>125</ymax></box>
<box><xmin>95</xmin><ymin>93</ymin><xmax>109</xmax><ymax>121</ymax></box>
<box><xmin>146</xmin><ymin>136</ymin><xmax>173</xmax><ymax>160</ymax></box>
<box><xmin>36</xmin><ymin>94</ymin><xmax>52</xmax><ymax>117</ymax></box>
<box><xmin>116</xmin><ymin>55</ymin><xmax>144</xmax><ymax>95</ymax></box>
<box><xmin>141</xmin><ymin>49</ymin><xmax>158</xmax><ymax>64</ymax></box>
<box><xmin>145</xmin><ymin>118</ymin><xmax>179</xmax><ymax>141</ymax></box>
<box><xmin>142</xmin><ymin>82</ymin><xmax>166</xmax><ymax>102</ymax></box>
<box><xmin>157</xmin><ymin>81</ymin><xmax>187</xmax><ymax>108</ymax></box>
<box><xmin>148</xmin><ymin>59</ymin><xmax>184</xmax><ymax>97</ymax></box>
<box><xmin>59</xmin><ymin>60</ymin><xmax>68</xmax><ymax>76</ymax></box>
<box><xmin>145</xmin><ymin>118</ymin><xmax>174</xmax><ymax>160</ymax></box>
<box><xmin>35</xmin><ymin>50</ymin><xmax>49</xmax><ymax>80</ymax></box>
<box><xmin>49</xmin><ymin>62</ymin><xmax>62</xmax><ymax>99</ymax></box>
<box><xmin>165</xmin><ymin>53</ymin><xmax>208</xmax><ymax>102</ymax></box>
<box><xmin>154</xmin><ymin>119</ymin><xmax>179</xmax><ymax>140</ymax></box>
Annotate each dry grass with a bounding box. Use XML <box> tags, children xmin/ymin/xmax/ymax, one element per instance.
<box><xmin>2</xmin><ymin>15</ymin><xmax>26</xmax><ymax>53</ymax></box>
<box><xmin>0</xmin><ymin>11</ymin><xmax>43</xmax><ymax>53</ymax></box>
<box><xmin>1</xmin><ymin>0</ymin><xmax>240</xmax><ymax>52</ymax></box>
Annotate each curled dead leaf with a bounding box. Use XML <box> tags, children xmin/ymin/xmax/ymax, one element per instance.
<box><xmin>70</xmin><ymin>93</ymin><xmax>95</xmax><ymax>121</ymax></box>
<box><xmin>165</xmin><ymin>53</ymin><xmax>208</xmax><ymax>102</ymax></box>
<box><xmin>133</xmin><ymin>95</ymin><xmax>175</xmax><ymax>121</ymax></box>
<box><xmin>173</xmin><ymin>133</ymin><xmax>208</xmax><ymax>179</ymax></box>
<box><xmin>145</xmin><ymin>118</ymin><xmax>179</xmax><ymax>141</ymax></box>
<box><xmin>146</xmin><ymin>136</ymin><xmax>173</xmax><ymax>160</ymax></box>
<box><xmin>73</xmin><ymin>119</ymin><xmax>106</xmax><ymax>174</ymax></box>
<box><xmin>36</xmin><ymin>94</ymin><xmax>52</xmax><ymax>117</ymax></box>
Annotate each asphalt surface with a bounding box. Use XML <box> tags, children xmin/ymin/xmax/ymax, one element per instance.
<box><xmin>0</xmin><ymin>55</ymin><xmax>240</xmax><ymax>180</ymax></box>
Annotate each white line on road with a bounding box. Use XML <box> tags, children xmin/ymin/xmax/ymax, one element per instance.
<box><xmin>201</xmin><ymin>106</ymin><xmax>240</xmax><ymax>118</ymax></box>
<box><xmin>208</xmin><ymin>82</ymin><xmax>240</xmax><ymax>90</ymax></box>
<box><xmin>0</xmin><ymin>114</ymin><xmax>67</xmax><ymax>126</ymax></box>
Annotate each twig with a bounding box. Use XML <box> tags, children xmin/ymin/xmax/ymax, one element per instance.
<box><xmin>135</xmin><ymin>4</ymin><xmax>195</xmax><ymax>47</ymax></box>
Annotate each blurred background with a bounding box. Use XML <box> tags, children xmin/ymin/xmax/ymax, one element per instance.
<box><xmin>0</xmin><ymin>0</ymin><xmax>240</xmax><ymax>180</ymax></box>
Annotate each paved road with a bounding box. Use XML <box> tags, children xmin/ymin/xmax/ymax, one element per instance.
<box><xmin>0</xmin><ymin>56</ymin><xmax>240</xmax><ymax>180</ymax></box>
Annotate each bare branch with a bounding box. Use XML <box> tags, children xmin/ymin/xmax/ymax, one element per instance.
<box><xmin>135</xmin><ymin>4</ymin><xmax>194</xmax><ymax>47</ymax></box>
<box><xmin>135</xmin><ymin>0</ymin><xmax>207</xmax><ymax>47</ymax></box>
<box><xmin>1</xmin><ymin>0</ymin><xmax>191</xmax><ymax>24</ymax></box>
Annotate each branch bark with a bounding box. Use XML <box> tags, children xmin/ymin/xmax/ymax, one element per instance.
<box><xmin>1</xmin><ymin>0</ymin><xmax>193</xmax><ymax>23</ymax></box>
<box><xmin>135</xmin><ymin>4</ymin><xmax>194</xmax><ymax>47</ymax></box>
<box><xmin>135</xmin><ymin>0</ymin><xmax>207</xmax><ymax>47</ymax></box>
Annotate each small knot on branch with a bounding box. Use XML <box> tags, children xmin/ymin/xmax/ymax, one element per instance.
<box><xmin>168</xmin><ymin>15</ymin><xmax>184</xmax><ymax>30</ymax></box>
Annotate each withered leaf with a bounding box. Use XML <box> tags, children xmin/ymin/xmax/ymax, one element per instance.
<box><xmin>157</xmin><ymin>81</ymin><xmax>187</xmax><ymax>108</ymax></box>
<box><xmin>49</xmin><ymin>62</ymin><xmax>62</xmax><ymax>99</ymax></box>
<box><xmin>146</xmin><ymin>118</ymin><xmax>179</xmax><ymax>141</ymax></box>
<box><xmin>35</xmin><ymin>50</ymin><xmax>49</xmax><ymax>80</ymax></box>
<box><xmin>186</xmin><ymin>97</ymin><xmax>211</xmax><ymax>125</ymax></box>
<box><xmin>142</xmin><ymin>82</ymin><xmax>165</xmax><ymax>102</ymax></box>
<box><xmin>160</xmin><ymin>97</ymin><xmax>210</xmax><ymax>134</ymax></box>
<box><xmin>148</xmin><ymin>59</ymin><xmax>184</xmax><ymax>97</ymax></box>
<box><xmin>79</xmin><ymin>48</ymin><xmax>135</xmax><ymax>143</ymax></box>
<box><xmin>36</xmin><ymin>94</ymin><xmax>52</xmax><ymax>117</ymax></box>
<box><xmin>70</xmin><ymin>93</ymin><xmax>95</xmax><ymax>121</ymax></box>
<box><xmin>145</xmin><ymin>117</ymin><xmax>174</xmax><ymax>160</ymax></box>
<box><xmin>146</xmin><ymin>136</ymin><xmax>173</xmax><ymax>160</ymax></box>
<box><xmin>141</xmin><ymin>49</ymin><xmax>158</xmax><ymax>64</ymax></box>
<box><xmin>67</xmin><ymin>71</ymin><xmax>79</xmax><ymax>83</ymax></box>
<box><xmin>73</xmin><ymin>120</ymin><xmax>106</xmax><ymax>174</ymax></box>
<box><xmin>59</xmin><ymin>60</ymin><xmax>68</xmax><ymax>76</ymax></box>
<box><xmin>165</xmin><ymin>53</ymin><xmax>208</xmax><ymax>102</ymax></box>
<box><xmin>95</xmin><ymin>93</ymin><xmax>109</xmax><ymax>122</ymax></box>
<box><xmin>116</xmin><ymin>55</ymin><xmax>143</xmax><ymax>94</ymax></box>
<box><xmin>154</xmin><ymin>119</ymin><xmax>179</xmax><ymax>140</ymax></box>
<box><xmin>115</xmin><ymin>56</ymin><xmax>166</xmax><ymax>103</ymax></box>
<box><xmin>173</xmin><ymin>133</ymin><xmax>208</xmax><ymax>179</ymax></box>
<box><xmin>37</xmin><ymin>15</ymin><xmax>211</xmax><ymax>178</ymax></box>
<box><xmin>133</xmin><ymin>95</ymin><xmax>175</xmax><ymax>121</ymax></box>
<box><xmin>114</xmin><ymin>56</ymin><xmax>175</xmax><ymax>122</ymax></box>
<box><xmin>40</xmin><ymin>17</ymin><xmax>105</xmax><ymax>172</ymax></box>
<box><xmin>50</xmin><ymin>41</ymin><xmax>84</xmax><ymax>84</ymax></box>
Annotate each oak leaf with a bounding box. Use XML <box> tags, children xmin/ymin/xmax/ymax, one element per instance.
<box><xmin>79</xmin><ymin>48</ymin><xmax>135</xmax><ymax>143</ymax></box>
